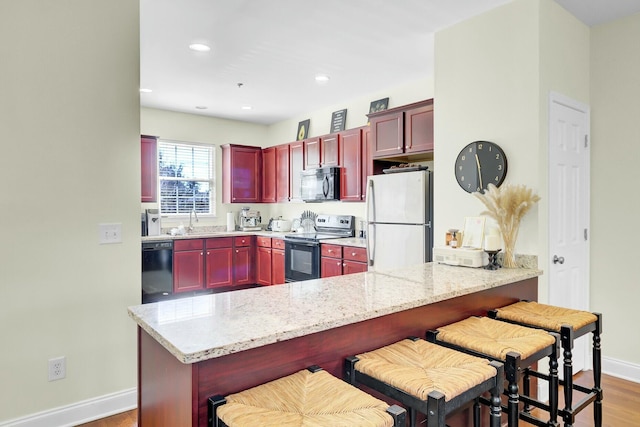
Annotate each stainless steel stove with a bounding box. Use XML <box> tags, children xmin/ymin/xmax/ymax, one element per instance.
<box><xmin>284</xmin><ymin>215</ymin><xmax>355</xmax><ymax>282</ymax></box>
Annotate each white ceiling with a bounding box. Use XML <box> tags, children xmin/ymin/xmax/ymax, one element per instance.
<box><xmin>140</xmin><ymin>0</ymin><xmax>640</xmax><ymax>125</ymax></box>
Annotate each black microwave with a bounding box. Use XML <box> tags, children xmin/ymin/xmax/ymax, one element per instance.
<box><xmin>300</xmin><ymin>167</ymin><xmax>340</xmax><ymax>202</ymax></box>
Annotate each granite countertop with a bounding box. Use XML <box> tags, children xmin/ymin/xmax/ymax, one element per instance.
<box><xmin>325</xmin><ymin>237</ymin><xmax>367</xmax><ymax>248</ymax></box>
<box><xmin>128</xmin><ymin>263</ymin><xmax>542</xmax><ymax>364</ymax></box>
<box><xmin>142</xmin><ymin>229</ymin><xmax>290</xmax><ymax>242</ymax></box>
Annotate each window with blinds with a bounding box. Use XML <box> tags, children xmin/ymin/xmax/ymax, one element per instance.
<box><xmin>158</xmin><ymin>140</ymin><xmax>215</xmax><ymax>215</ymax></box>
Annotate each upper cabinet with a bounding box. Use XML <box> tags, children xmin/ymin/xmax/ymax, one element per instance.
<box><xmin>339</xmin><ymin>127</ymin><xmax>364</xmax><ymax>202</ymax></box>
<box><xmin>141</xmin><ymin>135</ymin><xmax>157</xmax><ymax>203</ymax></box>
<box><xmin>320</xmin><ymin>133</ymin><xmax>340</xmax><ymax>167</ymax></box>
<box><xmin>303</xmin><ymin>136</ymin><xmax>321</xmax><ymax>169</ymax></box>
<box><xmin>368</xmin><ymin>99</ymin><xmax>434</xmax><ymax>160</ymax></box>
<box><xmin>289</xmin><ymin>141</ymin><xmax>304</xmax><ymax>202</ymax></box>
<box><xmin>222</xmin><ymin>144</ymin><xmax>262</xmax><ymax>203</ymax></box>
<box><xmin>275</xmin><ymin>144</ymin><xmax>290</xmax><ymax>202</ymax></box>
<box><xmin>261</xmin><ymin>147</ymin><xmax>276</xmax><ymax>203</ymax></box>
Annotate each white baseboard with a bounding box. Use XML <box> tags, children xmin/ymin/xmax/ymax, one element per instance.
<box><xmin>0</xmin><ymin>388</ymin><xmax>136</xmax><ymax>427</ymax></box>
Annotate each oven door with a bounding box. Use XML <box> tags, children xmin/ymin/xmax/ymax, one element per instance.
<box><xmin>285</xmin><ymin>239</ymin><xmax>320</xmax><ymax>282</ymax></box>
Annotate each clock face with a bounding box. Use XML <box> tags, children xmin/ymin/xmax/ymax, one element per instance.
<box><xmin>455</xmin><ymin>141</ymin><xmax>507</xmax><ymax>193</ymax></box>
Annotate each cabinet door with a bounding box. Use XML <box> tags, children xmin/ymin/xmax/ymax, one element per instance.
<box><xmin>362</xmin><ymin>127</ymin><xmax>373</xmax><ymax>199</ymax></box>
<box><xmin>370</xmin><ymin>111</ymin><xmax>403</xmax><ymax>158</ymax></box>
<box><xmin>304</xmin><ymin>137</ymin><xmax>321</xmax><ymax>169</ymax></box>
<box><xmin>141</xmin><ymin>135</ymin><xmax>157</xmax><ymax>203</ymax></box>
<box><xmin>343</xmin><ymin>260</ymin><xmax>368</xmax><ymax>275</ymax></box>
<box><xmin>289</xmin><ymin>141</ymin><xmax>304</xmax><ymax>202</ymax></box>
<box><xmin>271</xmin><ymin>248</ymin><xmax>285</xmax><ymax>285</ymax></box>
<box><xmin>222</xmin><ymin>145</ymin><xmax>262</xmax><ymax>203</ymax></box>
<box><xmin>339</xmin><ymin>128</ymin><xmax>362</xmax><ymax>202</ymax></box>
<box><xmin>205</xmin><ymin>247</ymin><xmax>233</xmax><ymax>289</ymax></box>
<box><xmin>173</xmin><ymin>250</ymin><xmax>204</xmax><ymax>292</ymax></box>
<box><xmin>321</xmin><ymin>256</ymin><xmax>343</xmax><ymax>278</ymax></box>
<box><xmin>256</xmin><ymin>246</ymin><xmax>272</xmax><ymax>286</ymax></box>
<box><xmin>233</xmin><ymin>246</ymin><xmax>252</xmax><ymax>285</ymax></box>
<box><xmin>262</xmin><ymin>147</ymin><xmax>276</xmax><ymax>203</ymax></box>
<box><xmin>321</xmin><ymin>134</ymin><xmax>340</xmax><ymax>167</ymax></box>
<box><xmin>275</xmin><ymin>144</ymin><xmax>290</xmax><ymax>202</ymax></box>
<box><xmin>405</xmin><ymin>104</ymin><xmax>434</xmax><ymax>154</ymax></box>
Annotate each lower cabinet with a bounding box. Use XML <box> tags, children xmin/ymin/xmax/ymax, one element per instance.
<box><xmin>256</xmin><ymin>236</ymin><xmax>286</xmax><ymax>285</ymax></box>
<box><xmin>174</xmin><ymin>236</ymin><xmax>253</xmax><ymax>292</ymax></box>
<box><xmin>320</xmin><ymin>244</ymin><xmax>367</xmax><ymax>278</ymax></box>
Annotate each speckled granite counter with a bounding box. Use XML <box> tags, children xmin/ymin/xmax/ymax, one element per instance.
<box><xmin>129</xmin><ymin>263</ymin><xmax>540</xmax><ymax>364</ymax></box>
<box><xmin>133</xmin><ymin>262</ymin><xmax>541</xmax><ymax>426</ymax></box>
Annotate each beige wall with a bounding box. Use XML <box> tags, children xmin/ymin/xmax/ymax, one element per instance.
<box><xmin>0</xmin><ymin>0</ymin><xmax>140</xmax><ymax>422</ymax></box>
<box><xmin>590</xmin><ymin>12</ymin><xmax>640</xmax><ymax>366</ymax></box>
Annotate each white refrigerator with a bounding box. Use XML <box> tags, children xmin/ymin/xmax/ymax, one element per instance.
<box><xmin>366</xmin><ymin>170</ymin><xmax>433</xmax><ymax>271</ymax></box>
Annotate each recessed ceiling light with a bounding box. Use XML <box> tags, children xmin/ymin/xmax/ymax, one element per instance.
<box><xmin>139</xmin><ymin>88</ymin><xmax>152</xmax><ymax>93</ymax></box>
<box><xmin>241</xmin><ymin>106</ymin><xmax>252</xmax><ymax>110</ymax></box>
<box><xmin>315</xmin><ymin>74</ymin><xmax>330</xmax><ymax>82</ymax></box>
<box><xmin>189</xmin><ymin>43</ymin><xmax>211</xmax><ymax>52</ymax></box>
<box><xmin>195</xmin><ymin>105</ymin><xmax>208</xmax><ymax>110</ymax></box>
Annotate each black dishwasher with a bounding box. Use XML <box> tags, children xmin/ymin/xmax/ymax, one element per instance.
<box><xmin>142</xmin><ymin>240</ymin><xmax>173</xmax><ymax>303</ymax></box>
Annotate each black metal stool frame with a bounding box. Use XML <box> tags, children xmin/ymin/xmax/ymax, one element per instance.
<box><xmin>489</xmin><ymin>307</ymin><xmax>603</xmax><ymax>427</ymax></box>
<box><xmin>344</xmin><ymin>337</ymin><xmax>505</xmax><ymax>427</ymax></box>
<box><xmin>208</xmin><ymin>365</ymin><xmax>406</xmax><ymax>427</ymax></box>
<box><xmin>427</xmin><ymin>327</ymin><xmax>561</xmax><ymax>427</ymax></box>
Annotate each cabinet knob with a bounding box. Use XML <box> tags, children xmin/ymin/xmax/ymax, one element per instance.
<box><xmin>200</xmin><ymin>252</ymin><xmax>203</xmax><ymax>256</ymax></box>
<box><xmin>328</xmin><ymin>249</ymin><xmax>333</xmax><ymax>253</ymax></box>
<box><xmin>207</xmin><ymin>251</ymin><xmax>210</xmax><ymax>255</ymax></box>
<box><xmin>337</xmin><ymin>262</ymin><xmax>341</xmax><ymax>266</ymax></box>
<box><xmin>351</xmin><ymin>252</ymin><xmax>356</xmax><ymax>256</ymax></box>
<box><xmin>236</xmin><ymin>250</ymin><xmax>239</xmax><ymax>253</ymax></box>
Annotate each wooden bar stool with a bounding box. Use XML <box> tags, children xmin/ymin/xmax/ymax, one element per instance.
<box><xmin>344</xmin><ymin>337</ymin><xmax>504</xmax><ymax>427</ymax></box>
<box><xmin>427</xmin><ymin>316</ymin><xmax>560</xmax><ymax>427</ymax></box>
<box><xmin>489</xmin><ymin>300</ymin><xmax>602</xmax><ymax>427</ymax></box>
<box><xmin>208</xmin><ymin>365</ymin><xmax>406</xmax><ymax>427</ymax></box>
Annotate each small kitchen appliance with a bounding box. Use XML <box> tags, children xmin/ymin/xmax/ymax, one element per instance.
<box><xmin>300</xmin><ymin>167</ymin><xmax>341</xmax><ymax>202</ymax></box>
<box><xmin>271</xmin><ymin>218</ymin><xmax>292</xmax><ymax>232</ymax></box>
<box><xmin>146</xmin><ymin>208</ymin><xmax>161</xmax><ymax>236</ymax></box>
<box><xmin>433</xmin><ymin>246</ymin><xmax>488</xmax><ymax>268</ymax></box>
<box><xmin>239</xmin><ymin>207</ymin><xmax>262</xmax><ymax>231</ymax></box>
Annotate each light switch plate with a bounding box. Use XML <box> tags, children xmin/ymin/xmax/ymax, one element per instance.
<box><xmin>99</xmin><ymin>223</ymin><xmax>122</xmax><ymax>244</ymax></box>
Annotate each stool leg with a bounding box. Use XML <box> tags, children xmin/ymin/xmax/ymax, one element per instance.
<box><xmin>505</xmin><ymin>352</ymin><xmax>520</xmax><ymax>427</ymax></box>
<box><xmin>560</xmin><ymin>325</ymin><xmax>574</xmax><ymax>426</ymax></box>
<box><xmin>426</xmin><ymin>391</ymin><xmax>446</xmax><ymax>427</ymax></box>
<box><xmin>386</xmin><ymin>404</ymin><xmax>407</xmax><ymax>427</ymax></box>
<box><xmin>473</xmin><ymin>398</ymin><xmax>480</xmax><ymax>427</ymax></box>
<box><xmin>548</xmin><ymin>335</ymin><xmax>560</xmax><ymax>427</ymax></box>
<box><xmin>522</xmin><ymin>367</ymin><xmax>531</xmax><ymax>413</ymax></box>
<box><xmin>593</xmin><ymin>314</ymin><xmax>603</xmax><ymax>427</ymax></box>
<box><xmin>490</xmin><ymin>361</ymin><xmax>504</xmax><ymax>427</ymax></box>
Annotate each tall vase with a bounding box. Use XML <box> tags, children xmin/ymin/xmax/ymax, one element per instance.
<box><xmin>500</xmin><ymin>227</ymin><xmax>519</xmax><ymax>268</ymax></box>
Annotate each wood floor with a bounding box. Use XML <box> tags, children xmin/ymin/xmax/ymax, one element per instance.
<box><xmin>78</xmin><ymin>372</ymin><xmax>638</xmax><ymax>426</ymax></box>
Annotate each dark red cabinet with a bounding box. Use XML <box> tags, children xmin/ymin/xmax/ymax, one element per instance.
<box><xmin>271</xmin><ymin>239</ymin><xmax>285</xmax><ymax>285</ymax></box>
<box><xmin>222</xmin><ymin>144</ymin><xmax>262</xmax><ymax>203</ymax></box>
<box><xmin>275</xmin><ymin>144</ymin><xmax>290</xmax><ymax>202</ymax></box>
<box><xmin>368</xmin><ymin>99</ymin><xmax>434</xmax><ymax>159</ymax></box>
<box><xmin>321</xmin><ymin>243</ymin><xmax>367</xmax><ymax>278</ymax></box>
<box><xmin>321</xmin><ymin>133</ymin><xmax>340</xmax><ymax>167</ymax></box>
<box><xmin>303</xmin><ymin>136</ymin><xmax>321</xmax><ymax>169</ymax></box>
<box><xmin>233</xmin><ymin>236</ymin><xmax>254</xmax><ymax>286</ymax></box>
<box><xmin>289</xmin><ymin>141</ymin><xmax>304</xmax><ymax>202</ymax></box>
<box><xmin>205</xmin><ymin>238</ymin><xmax>233</xmax><ymax>289</ymax></box>
<box><xmin>262</xmin><ymin>147</ymin><xmax>276</xmax><ymax>203</ymax></box>
<box><xmin>173</xmin><ymin>239</ymin><xmax>205</xmax><ymax>293</ymax></box>
<box><xmin>339</xmin><ymin>128</ymin><xmax>363</xmax><ymax>202</ymax></box>
<box><xmin>141</xmin><ymin>135</ymin><xmax>157</xmax><ymax>203</ymax></box>
<box><xmin>256</xmin><ymin>236</ymin><xmax>272</xmax><ymax>286</ymax></box>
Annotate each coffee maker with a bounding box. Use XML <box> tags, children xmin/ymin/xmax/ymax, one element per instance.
<box><xmin>239</xmin><ymin>207</ymin><xmax>262</xmax><ymax>231</ymax></box>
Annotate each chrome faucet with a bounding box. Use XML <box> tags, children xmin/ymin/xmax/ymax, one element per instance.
<box><xmin>188</xmin><ymin>209</ymin><xmax>199</xmax><ymax>232</ymax></box>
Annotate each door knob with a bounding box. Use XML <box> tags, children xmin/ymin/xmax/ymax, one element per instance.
<box><xmin>552</xmin><ymin>255</ymin><xmax>565</xmax><ymax>264</ymax></box>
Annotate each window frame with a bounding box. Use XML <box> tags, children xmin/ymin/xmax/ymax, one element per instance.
<box><xmin>156</xmin><ymin>139</ymin><xmax>216</xmax><ymax>218</ymax></box>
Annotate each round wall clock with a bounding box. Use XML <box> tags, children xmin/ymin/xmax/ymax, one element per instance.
<box><xmin>455</xmin><ymin>141</ymin><xmax>507</xmax><ymax>193</ymax></box>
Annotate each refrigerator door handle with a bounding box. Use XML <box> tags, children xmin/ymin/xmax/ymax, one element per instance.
<box><xmin>366</xmin><ymin>178</ymin><xmax>375</xmax><ymax>266</ymax></box>
<box><xmin>367</xmin><ymin>223</ymin><xmax>375</xmax><ymax>266</ymax></box>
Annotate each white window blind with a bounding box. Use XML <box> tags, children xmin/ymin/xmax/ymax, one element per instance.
<box><xmin>158</xmin><ymin>140</ymin><xmax>215</xmax><ymax>215</ymax></box>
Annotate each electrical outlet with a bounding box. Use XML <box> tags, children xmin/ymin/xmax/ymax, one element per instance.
<box><xmin>48</xmin><ymin>356</ymin><xmax>66</xmax><ymax>381</ymax></box>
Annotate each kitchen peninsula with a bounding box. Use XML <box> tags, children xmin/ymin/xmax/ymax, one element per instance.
<box><xmin>128</xmin><ymin>262</ymin><xmax>541</xmax><ymax>426</ymax></box>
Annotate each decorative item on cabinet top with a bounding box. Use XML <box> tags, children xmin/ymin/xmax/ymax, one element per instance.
<box><xmin>297</xmin><ymin>119</ymin><xmax>310</xmax><ymax>141</ymax></box>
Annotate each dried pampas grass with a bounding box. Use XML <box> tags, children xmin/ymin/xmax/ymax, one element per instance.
<box><xmin>474</xmin><ymin>183</ymin><xmax>540</xmax><ymax>268</ymax></box>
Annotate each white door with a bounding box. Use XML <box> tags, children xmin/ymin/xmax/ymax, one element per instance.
<box><xmin>548</xmin><ymin>92</ymin><xmax>590</xmax><ymax>373</ymax></box>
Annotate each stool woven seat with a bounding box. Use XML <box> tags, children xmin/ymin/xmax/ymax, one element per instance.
<box><xmin>490</xmin><ymin>300</ymin><xmax>603</xmax><ymax>427</ymax></box>
<box><xmin>428</xmin><ymin>316</ymin><xmax>561</xmax><ymax>427</ymax></box>
<box><xmin>346</xmin><ymin>337</ymin><xmax>504</xmax><ymax>427</ymax></box>
<box><xmin>435</xmin><ymin>316</ymin><xmax>557</xmax><ymax>360</ymax></box>
<box><xmin>211</xmin><ymin>367</ymin><xmax>403</xmax><ymax>427</ymax></box>
<box><xmin>493</xmin><ymin>301</ymin><xmax>597</xmax><ymax>332</ymax></box>
<box><xmin>355</xmin><ymin>338</ymin><xmax>497</xmax><ymax>402</ymax></box>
